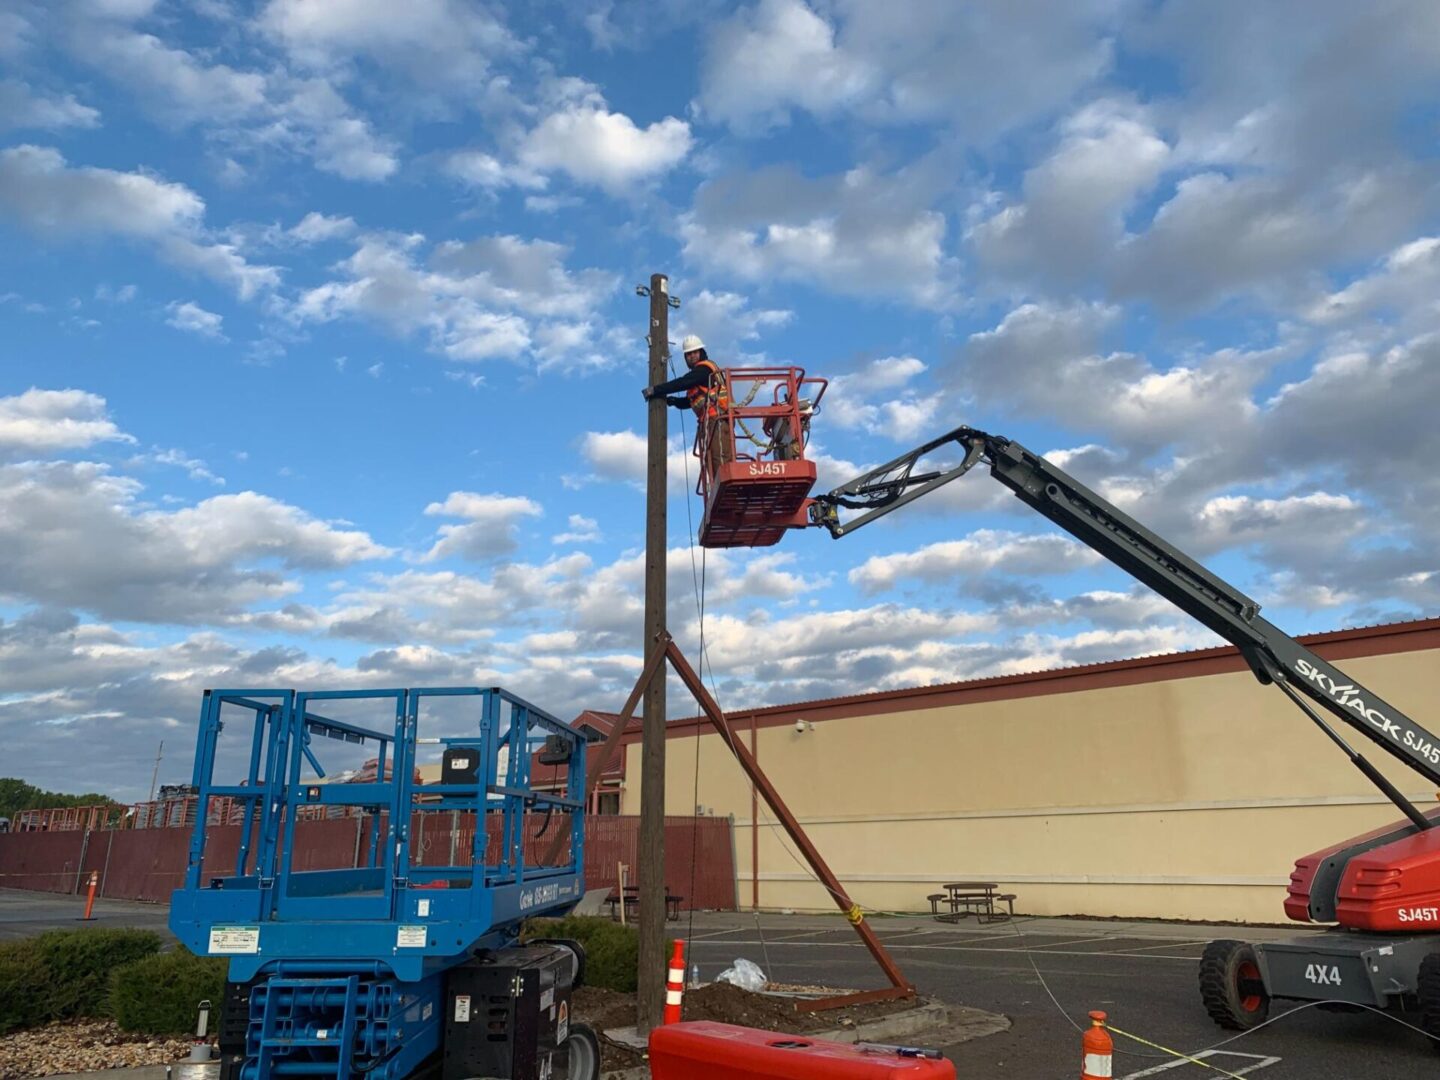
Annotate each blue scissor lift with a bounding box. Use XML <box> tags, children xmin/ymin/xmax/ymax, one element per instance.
<box><xmin>168</xmin><ymin>686</ymin><xmax>590</xmax><ymax>1080</ymax></box>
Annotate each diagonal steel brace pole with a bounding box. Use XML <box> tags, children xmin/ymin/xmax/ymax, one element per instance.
<box><xmin>540</xmin><ymin>632</ymin><xmax>672</xmax><ymax>867</ymax></box>
<box><xmin>663</xmin><ymin>639</ymin><xmax>916</xmax><ymax>1010</ymax></box>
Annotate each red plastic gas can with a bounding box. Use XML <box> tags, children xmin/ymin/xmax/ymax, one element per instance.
<box><xmin>649</xmin><ymin>1022</ymin><xmax>955</xmax><ymax>1080</ymax></box>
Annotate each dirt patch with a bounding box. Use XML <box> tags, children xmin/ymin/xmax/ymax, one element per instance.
<box><xmin>574</xmin><ymin>986</ymin><xmax>638</xmax><ymax>1032</ymax></box>
<box><xmin>572</xmin><ymin>987</ymin><xmax>645</xmax><ymax>1071</ymax></box>
<box><xmin>0</xmin><ymin>1019</ymin><xmax>190</xmax><ymax>1079</ymax></box>
<box><xmin>685</xmin><ymin>983</ymin><xmax>920</xmax><ymax>1032</ymax></box>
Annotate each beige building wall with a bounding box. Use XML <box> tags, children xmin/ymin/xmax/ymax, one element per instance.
<box><xmin>617</xmin><ymin>625</ymin><xmax>1440</xmax><ymax>924</ymax></box>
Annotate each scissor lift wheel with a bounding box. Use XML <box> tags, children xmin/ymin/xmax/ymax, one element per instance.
<box><xmin>560</xmin><ymin>1023</ymin><xmax>601</xmax><ymax>1080</ymax></box>
<box><xmin>1200</xmin><ymin>939</ymin><xmax>1270</xmax><ymax>1030</ymax></box>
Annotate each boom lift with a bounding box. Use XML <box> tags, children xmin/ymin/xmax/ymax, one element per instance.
<box><xmin>168</xmin><ymin>686</ymin><xmax>599</xmax><ymax>1080</ymax></box>
<box><xmin>691</xmin><ymin>366</ymin><xmax>828</xmax><ymax>547</ymax></box>
<box><xmin>797</xmin><ymin>425</ymin><xmax>1440</xmax><ymax>1036</ymax></box>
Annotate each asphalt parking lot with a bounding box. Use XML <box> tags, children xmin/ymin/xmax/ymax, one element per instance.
<box><xmin>681</xmin><ymin>911</ymin><xmax>1438</xmax><ymax>1080</ymax></box>
<box><xmin>5</xmin><ymin>890</ymin><xmax>1437</xmax><ymax>1078</ymax></box>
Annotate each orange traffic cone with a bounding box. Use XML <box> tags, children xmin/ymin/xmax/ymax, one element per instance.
<box><xmin>1082</xmin><ymin>1010</ymin><xmax>1112</xmax><ymax>1079</ymax></box>
<box><xmin>664</xmin><ymin>940</ymin><xmax>686</xmax><ymax>1025</ymax></box>
<box><xmin>80</xmin><ymin>871</ymin><xmax>99</xmax><ymax>921</ymax></box>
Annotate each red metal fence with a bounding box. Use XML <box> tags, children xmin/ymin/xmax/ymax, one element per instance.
<box><xmin>0</xmin><ymin>815</ymin><xmax>737</xmax><ymax>910</ymax></box>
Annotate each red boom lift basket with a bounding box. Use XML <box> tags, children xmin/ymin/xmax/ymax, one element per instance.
<box><xmin>696</xmin><ymin>367</ymin><xmax>828</xmax><ymax>548</ymax></box>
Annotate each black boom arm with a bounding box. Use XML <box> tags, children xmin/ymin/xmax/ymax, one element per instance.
<box><xmin>811</xmin><ymin>425</ymin><xmax>1440</xmax><ymax>827</ymax></box>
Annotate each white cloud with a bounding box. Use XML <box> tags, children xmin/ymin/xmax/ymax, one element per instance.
<box><xmin>289</xmin><ymin>211</ymin><xmax>358</xmax><ymax>244</ymax></box>
<box><xmin>677</xmin><ymin>289</ymin><xmax>793</xmax><ymax>357</ymax></box>
<box><xmin>261</xmin><ymin>0</ymin><xmax>515</xmax><ymax>87</ymax></box>
<box><xmin>445</xmin><ymin>78</ymin><xmax>690</xmax><ymax>197</ymax></box>
<box><xmin>576</xmin><ymin>429</ymin><xmax>692</xmax><ymax>491</ymax></box>
<box><xmin>518</xmin><ymin>103</ymin><xmax>692</xmax><ymax>193</ymax></box>
<box><xmin>165</xmin><ymin>300</ymin><xmax>226</xmax><ymax>339</ymax></box>
<box><xmin>420</xmin><ymin>491</ymin><xmax>543</xmax><ymax>562</ymax></box>
<box><xmin>698</xmin><ymin>0</ymin><xmax>873</xmax><ymax>131</ymax></box>
<box><xmin>270</xmin><ymin>77</ymin><xmax>399</xmax><ymax>181</ymax></box>
<box><xmin>952</xmin><ymin>301</ymin><xmax>1274</xmax><ymax>454</ymax></box>
<box><xmin>0</xmin><ymin>144</ymin><xmax>202</xmax><ymax>235</ymax></box>
<box><xmin>1191</xmin><ymin>492</ymin><xmax>1364</xmax><ymax>559</ymax></box>
<box><xmin>73</xmin><ymin>24</ymin><xmax>267</xmax><ymax>125</ymax></box>
<box><xmin>849</xmin><ymin>530</ymin><xmax>1101</xmax><ymax>594</ymax></box>
<box><xmin>0</xmin><ymin>146</ymin><xmax>280</xmax><ymax>299</ymax></box>
<box><xmin>444</xmin><ymin>150</ymin><xmax>543</xmax><ymax>192</ymax></box>
<box><xmin>428</xmin><ymin>236</ymin><xmax>618</xmax><ymax>318</ymax></box>
<box><xmin>970</xmin><ymin>99</ymin><xmax>1170</xmax><ymax>287</ymax></box>
<box><xmin>1307</xmin><ymin>236</ymin><xmax>1440</xmax><ymax>334</ymax></box>
<box><xmin>0</xmin><ymin>79</ymin><xmax>101</xmax><ymax>131</ymax></box>
<box><xmin>57</xmin><ymin>8</ymin><xmax>398</xmax><ymax>183</ymax></box>
<box><xmin>159</xmin><ymin>236</ymin><xmax>280</xmax><ymax>301</ymax></box>
<box><xmin>578</xmin><ymin>430</ymin><xmax>646</xmax><ymax>482</ymax></box>
<box><xmin>699</xmin><ymin>0</ymin><xmax>1120</xmax><ymax>136</ymax></box>
<box><xmin>130</xmin><ymin>447</ymin><xmax>226</xmax><ymax>486</ymax></box>
<box><xmin>1142</xmin><ymin>1</ymin><xmax>1440</xmax><ymax>177</ymax></box>
<box><xmin>553</xmin><ymin>514</ymin><xmax>600</xmax><ymax>545</ymax></box>
<box><xmin>681</xmin><ymin>162</ymin><xmax>957</xmax><ymax>307</ymax></box>
<box><xmin>0</xmin><ymin>389</ymin><xmax>134</xmax><ymax>459</ymax></box>
<box><xmin>1113</xmin><ymin>169</ymin><xmax>1424</xmax><ymax>312</ymax></box>
<box><xmin>95</xmin><ymin>283</ymin><xmax>138</xmax><ymax>303</ymax></box>
<box><xmin>825</xmin><ymin>356</ymin><xmax>937</xmax><ymax>441</ymax></box>
<box><xmin>0</xmin><ymin>462</ymin><xmax>390</xmax><ymax>622</ymax></box>
<box><xmin>290</xmin><ymin>232</ymin><xmax>617</xmax><ymax>366</ymax></box>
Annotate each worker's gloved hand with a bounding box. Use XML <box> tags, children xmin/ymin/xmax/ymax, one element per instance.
<box><xmin>641</xmin><ymin>387</ymin><xmax>654</xmax><ymax>401</ymax></box>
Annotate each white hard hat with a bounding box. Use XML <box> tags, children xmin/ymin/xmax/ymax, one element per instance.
<box><xmin>681</xmin><ymin>334</ymin><xmax>705</xmax><ymax>353</ymax></box>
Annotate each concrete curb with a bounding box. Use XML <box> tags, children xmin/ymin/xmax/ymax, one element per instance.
<box><xmin>600</xmin><ymin>999</ymin><xmax>1009</xmax><ymax>1079</ymax></box>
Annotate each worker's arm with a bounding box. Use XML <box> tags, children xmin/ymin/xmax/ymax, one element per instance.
<box><xmin>663</xmin><ymin>395</ymin><xmax>690</xmax><ymax>409</ymax></box>
<box><xmin>645</xmin><ymin>366</ymin><xmax>707</xmax><ymax>398</ymax></box>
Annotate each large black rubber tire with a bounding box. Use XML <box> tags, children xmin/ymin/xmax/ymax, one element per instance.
<box><xmin>1416</xmin><ymin>953</ymin><xmax>1440</xmax><ymax>1051</ymax></box>
<box><xmin>559</xmin><ymin>1022</ymin><xmax>601</xmax><ymax>1080</ymax></box>
<box><xmin>1199</xmin><ymin>939</ymin><xmax>1270</xmax><ymax>1031</ymax></box>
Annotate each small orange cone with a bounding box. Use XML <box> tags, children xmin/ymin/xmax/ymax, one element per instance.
<box><xmin>80</xmin><ymin>871</ymin><xmax>99</xmax><ymax>921</ymax></box>
<box><xmin>664</xmin><ymin>940</ymin><xmax>686</xmax><ymax>1025</ymax></box>
<box><xmin>1082</xmin><ymin>1010</ymin><xmax>1112</xmax><ymax>1079</ymax></box>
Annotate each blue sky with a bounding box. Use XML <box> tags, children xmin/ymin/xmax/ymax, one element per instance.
<box><xmin>3</xmin><ymin>0</ymin><xmax>1440</xmax><ymax>800</ymax></box>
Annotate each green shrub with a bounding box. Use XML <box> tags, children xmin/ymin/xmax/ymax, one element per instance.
<box><xmin>34</xmin><ymin>928</ymin><xmax>162</xmax><ymax>1019</ymax></box>
<box><xmin>522</xmin><ymin>915</ymin><xmax>663</xmax><ymax>994</ymax></box>
<box><xmin>0</xmin><ymin>940</ymin><xmax>53</xmax><ymax>1034</ymax></box>
<box><xmin>110</xmin><ymin>949</ymin><xmax>228</xmax><ymax>1036</ymax></box>
<box><xmin>0</xmin><ymin>928</ymin><xmax>163</xmax><ymax>1033</ymax></box>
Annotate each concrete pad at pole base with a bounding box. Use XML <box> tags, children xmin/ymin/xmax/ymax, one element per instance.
<box><xmin>606</xmin><ymin>999</ymin><xmax>1007</xmax><ymax>1051</ymax></box>
<box><xmin>40</xmin><ymin>1067</ymin><xmax>168</xmax><ymax>1080</ymax></box>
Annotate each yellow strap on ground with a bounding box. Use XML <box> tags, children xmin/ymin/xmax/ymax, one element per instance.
<box><xmin>1105</xmin><ymin>1024</ymin><xmax>1248</xmax><ymax>1079</ymax></box>
<box><xmin>846</xmin><ymin>904</ymin><xmax>865</xmax><ymax>925</ymax></box>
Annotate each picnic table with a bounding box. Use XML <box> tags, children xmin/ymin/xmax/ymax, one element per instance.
<box><xmin>606</xmin><ymin>884</ymin><xmax>683</xmax><ymax>922</ymax></box>
<box><xmin>926</xmin><ymin>881</ymin><xmax>1015</xmax><ymax>924</ymax></box>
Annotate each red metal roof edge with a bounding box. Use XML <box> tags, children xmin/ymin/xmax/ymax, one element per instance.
<box><xmin>608</xmin><ymin>615</ymin><xmax>1440</xmax><ymax>740</ymax></box>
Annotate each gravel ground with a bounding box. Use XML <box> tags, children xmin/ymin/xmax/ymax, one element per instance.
<box><xmin>0</xmin><ymin>1021</ymin><xmax>190</xmax><ymax>1080</ymax></box>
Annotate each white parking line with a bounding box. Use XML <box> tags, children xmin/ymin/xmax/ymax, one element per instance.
<box><xmin>1120</xmin><ymin>1050</ymin><xmax>1281</xmax><ymax>1078</ymax></box>
<box><xmin>1122</xmin><ymin>940</ymin><xmax>1209</xmax><ymax>952</ymax></box>
<box><xmin>992</xmin><ymin>935</ymin><xmax>1123</xmax><ymax>951</ymax></box>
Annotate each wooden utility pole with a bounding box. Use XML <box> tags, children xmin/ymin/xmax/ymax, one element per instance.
<box><xmin>148</xmin><ymin>740</ymin><xmax>164</xmax><ymax>803</ymax></box>
<box><xmin>637</xmin><ymin>272</ymin><xmax>672</xmax><ymax>1035</ymax></box>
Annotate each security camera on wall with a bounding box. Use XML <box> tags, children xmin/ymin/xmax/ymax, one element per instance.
<box><xmin>793</xmin><ymin>718</ymin><xmax>813</xmax><ymax>733</ymax></box>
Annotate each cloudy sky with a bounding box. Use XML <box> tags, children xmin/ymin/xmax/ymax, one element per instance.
<box><xmin>3</xmin><ymin>0</ymin><xmax>1439</xmax><ymax>800</ymax></box>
